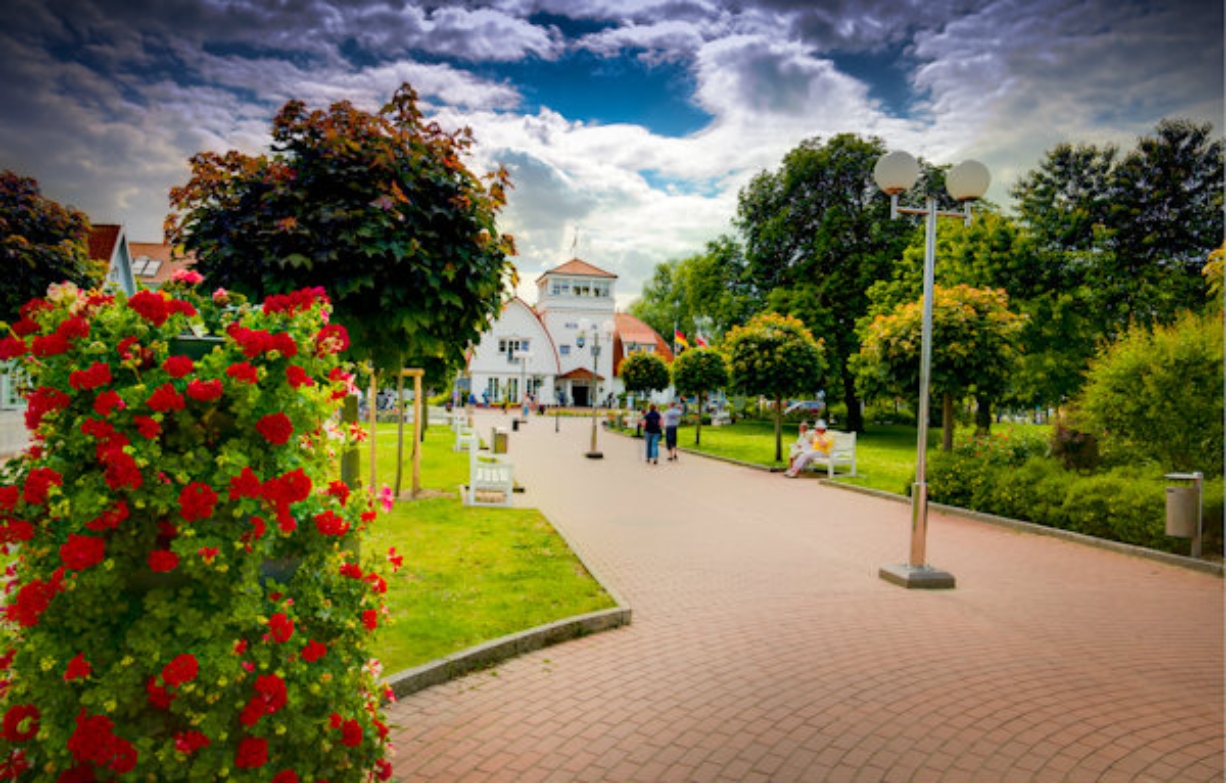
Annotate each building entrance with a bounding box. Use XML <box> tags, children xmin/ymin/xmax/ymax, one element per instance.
<box><xmin>572</xmin><ymin>385</ymin><xmax>590</xmax><ymax>407</ymax></box>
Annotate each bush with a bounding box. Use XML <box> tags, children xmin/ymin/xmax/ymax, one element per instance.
<box><xmin>1050</xmin><ymin>422</ymin><xmax>1101</xmax><ymax>473</ymax></box>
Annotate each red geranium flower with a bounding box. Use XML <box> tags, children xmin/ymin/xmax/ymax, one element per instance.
<box><xmin>174</xmin><ymin>730</ymin><xmax>210</xmax><ymax>755</ymax></box>
<box><xmin>2</xmin><ymin>704</ymin><xmax>39</xmax><ymax>742</ymax></box>
<box><xmin>301</xmin><ymin>639</ymin><xmax>327</xmax><ymax>663</ymax></box>
<box><xmin>179</xmin><ymin>482</ymin><xmax>218</xmax><ymax>523</ymax></box>
<box><xmin>64</xmin><ymin>652</ymin><xmax>91</xmax><ymax>681</ymax></box>
<box><xmin>285</xmin><ymin>365</ymin><xmax>314</xmax><ymax>388</ymax></box>
<box><xmin>92</xmin><ymin>390</ymin><xmax>124</xmax><ymax>417</ymax></box>
<box><xmin>186</xmin><ymin>378</ymin><xmax>223</xmax><ymax>402</ymax></box>
<box><xmin>0</xmin><ymin>336</ymin><xmax>26</xmax><ymax>360</ymax></box>
<box><xmin>67</xmin><ymin>709</ymin><xmax>137</xmax><ymax>774</ymax></box>
<box><xmin>198</xmin><ymin>547</ymin><xmax>219</xmax><ymax>564</ymax></box>
<box><xmin>147</xmin><ymin>676</ymin><xmax>175</xmax><ymax>709</ymax></box>
<box><xmin>0</xmin><ymin>486</ymin><xmax>18</xmax><ymax>512</ymax></box>
<box><xmin>162</xmin><ymin>355</ymin><xmax>195</xmax><ymax>378</ymax></box>
<box><xmin>147</xmin><ymin>383</ymin><xmax>185</xmax><ymax>413</ymax></box>
<box><xmin>103</xmin><ymin>451</ymin><xmax>143</xmax><ymax>491</ymax></box>
<box><xmin>133</xmin><ymin>415</ymin><xmax>161</xmax><ymax>439</ymax></box>
<box><xmin>69</xmin><ymin>362</ymin><xmax>112</xmax><ymax>391</ymax></box>
<box><xmin>362</xmin><ymin>609</ymin><xmax>379</xmax><ymax>632</ymax></box>
<box><xmin>313</xmin><ymin>510</ymin><xmax>349</xmax><ymax>537</ymax></box>
<box><xmin>161</xmin><ymin>653</ymin><xmax>199</xmax><ymax>688</ymax></box>
<box><xmin>60</xmin><ymin>534</ymin><xmax>106</xmax><ymax>571</ymax></box>
<box><xmin>226</xmin><ymin>362</ymin><xmax>259</xmax><ymax>384</ymax></box>
<box><xmin>315</xmin><ymin>324</ymin><xmax>350</xmax><ymax>356</ymax></box>
<box><xmin>148</xmin><ymin>550</ymin><xmax>179</xmax><ymax>573</ymax></box>
<box><xmin>23</xmin><ymin>466</ymin><xmax>63</xmax><ymax>505</ymax></box>
<box><xmin>256</xmin><ymin>413</ymin><xmax>293</xmax><ymax>446</ymax></box>
<box><xmin>341</xmin><ymin>718</ymin><xmax>363</xmax><ymax>748</ymax></box>
<box><xmin>24</xmin><ymin>386</ymin><xmax>70</xmax><ymax>430</ymax></box>
<box><xmin>268</xmin><ymin>613</ymin><xmax>294</xmax><ymax>643</ymax></box>
<box><xmin>85</xmin><ymin>500</ymin><xmax>129</xmax><ymax>532</ymax></box>
<box><xmin>30</xmin><ymin>332</ymin><xmax>70</xmax><ymax>357</ymax></box>
<box><xmin>128</xmin><ymin>290</ymin><xmax>171</xmax><ymax>326</ymax></box>
<box><xmin>5</xmin><ymin>569</ymin><xmax>65</xmax><ymax>627</ymax></box>
<box><xmin>235</xmin><ymin>737</ymin><xmax>268</xmax><ymax>769</ymax></box>
<box><xmin>229</xmin><ymin>466</ymin><xmax>262</xmax><ymax>500</ymax></box>
<box><xmin>272</xmin><ymin>770</ymin><xmax>300</xmax><ymax>783</ymax></box>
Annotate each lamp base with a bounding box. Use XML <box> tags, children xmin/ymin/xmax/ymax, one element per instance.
<box><xmin>878</xmin><ymin>564</ymin><xmax>956</xmax><ymax>590</ymax></box>
<box><xmin>584</xmin><ymin>451</ymin><xmax>604</xmax><ymax>460</ymax></box>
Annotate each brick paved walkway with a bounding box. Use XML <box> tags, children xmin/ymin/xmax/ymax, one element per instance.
<box><xmin>384</xmin><ymin>411</ymin><xmax>1224</xmax><ymax>783</ymax></box>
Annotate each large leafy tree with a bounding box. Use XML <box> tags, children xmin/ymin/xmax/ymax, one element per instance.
<box><xmin>619</xmin><ymin>351</ymin><xmax>670</xmax><ymax>400</ymax></box>
<box><xmin>1012</xmin><ymin>119</ymin><xmax>1224</xmax><ymax>339</ymax></box>
<box><xmin>0</xmin><ymin>170</ymin><xmax>104</xmax><ymax>321</ymax></box>
<box><xmin>1076</xmin><ymin>311</ymin><xmax>1223</xmax><ymax>474</ymax></box>
<box><xmin>670</xmin><ymin>347</ymin><xmax>730</xmax><ymax>446</ymax></box>
<box><xmin>167</xmin><ymin>83</ymin><xmax>516</xmax><ymax>374</ymax></box>
<box><xmin>630</xmin><ymin>235</ymin><xmax>758</xmax><ymax>344</ymax></box>
<box><xmin>724</xmin><ymin>313</ymin><xmax>825</xmax><ymax>461</ymax></box>
<box><xmin>853</xmin><ymin>285</ymin><xmax>1026</xmax><ymax>451</ymax></box>
<box><xmin>735</xmin><ymin>133</ymin><xmax>913</xmax><ymax>432</ymax></box>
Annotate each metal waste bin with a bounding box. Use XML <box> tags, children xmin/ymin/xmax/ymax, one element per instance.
<box><xmin>512</xmin><ymin>419</ymin><xmax>520</xmax><ymax>432</ymax></box>
<box><xmin>1164</xmin><ymin>472</ymin><xmax>1203</xmax><ymax>557</ymax></box>
<box><xmin>492</xmin><ymin>427</ymin><xmax>508</xmax><ymax>454</ymax></box>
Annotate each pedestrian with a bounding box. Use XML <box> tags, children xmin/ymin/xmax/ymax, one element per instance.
<box><xmin>785</xmin><ymin>419</ymin><xmax>833</xmax><ymax>477</ymax></box>
<box><xmin>662</xmin><ymin>400</ymin><xmax>683</xmax><ymax>461</ymax></box>
<box><xmin>641</xmin><ymin>403</ymin><xmax>662</xmax><ymax>464</ymax></box>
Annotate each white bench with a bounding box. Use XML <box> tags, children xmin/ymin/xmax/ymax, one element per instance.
<box><xmin>710</xmin><ymin>410</ymin><xmax>732</xmax><ymax>426</ymax></box>
<box><xmin>454</xmin><ymin>422</ymin><xmax>479</xmax><ymax>452</ymax></box>
<box><xmin>464</xmin><ymin>443</ymin><xmax>514</xmax><ymax>507</ymax></box>
<box><xmin>802</xmin><ymin>431</ymin><xmax>857</xmax><ymax>477</ymax></box>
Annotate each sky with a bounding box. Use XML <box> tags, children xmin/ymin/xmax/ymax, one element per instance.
<box><xmin>1</xmin><ymin>0</ymin><xmax>1221</xmax><ymax>310</ymax></box>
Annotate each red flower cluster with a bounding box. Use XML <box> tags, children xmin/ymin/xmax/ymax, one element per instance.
<box><xmin>133</xmin><ymin>415</ymin><xmax>161</xmax><ymax>440</ymax></box>
<box><xmin>92</xmin><ymin>390</ymin><xmax>124</xmax><ymax>417</ymax></box>
<box><xmin>161</xmin><ymin>654</ymin><xmax>199</xmax><ymax>687</ymax></box>
<box><xmin>67</xmin><ymin>709</ymin><xmax>137</xmax><ymax>775</ymax></box>
<box><xmin>226</xmin><ymin>362</ymin><xmax>260</xmax><ymax>384</ymax></box>
<box><xmin>272</xmin><ymin>770</ymin><xmax>300</xmax><ymax>783</ymax></box>
<box><xmin>68</xmin><ymin>362</ymin><xmax>112</xmax><ymax>391</ymax></box>
<box><xmin>239</xmin><ymin>673</ymin><xmax>287</xmax><ymax>727</ymax></box>
<box><xmin>148</xmin><ymin>550</ymin><xmax>179</xmax><ymax>573</ymax></box>
<box><xmin>60</xmin><ymin>534</ymin><xmax>106</xmax><ymax>571</ymax></box>
<box><xmin>314</xmin><ymin>510</ymin><xmax>349</xmax><ymax>537</ymax></box>
<box><xmin>30</xmin><ymin>332</ymin><xmax>70</xmax><ymax>358</ymax></box>
<box><xmin>23</xmin><ymin>386</ymin><xmax>70</xmax><ymax>431</ymax></box>
<box><xmin>23</xmin><ymin>467</ymin><xmax>63</xmax><ymax>506</ymax></box>
<box><xmin>162</xmin><ymin>355</ymin><xmax>194</xmax><ymax>378</ymax></box>
<box><xmin>186</xmin><ymin>379</ymin><xmax>223</xmax><ymax>402</ymax></box>
<box><xmin>128</xmin><ymin>290</ymin><xmax>196</xmax><ymax>327</ymax></box>
<box><xmin>179</xmin><ymin>482</ymin><xmax>219</xmax><ymax>523</ymax></box>
<box><xmin>235</xmin><ymin>736</ymin><xmax>268</xmax><ymax>769</ymax></box>
<box><xmin>2</xmin><ymin>704</ymin><xmax>39</xmax><ymax>742</ymax></box>
<box><xmin>63</xmin><ymin>653</ymin><xmax>91</xmax><ymax>682</ymax></box>
<box><xmin>268</xmin><ymin>613</ymin><xmax>294</xmax><ymax>644</ymax></box>
<box><xmin>361</xmin><ymin>609</ymin><xmax>379</xmax><ymax>632</ymax></box>
<box><xmin>226</xmin><ymin>323</ymin><xmax>298</xmax><ymax>359</ymax></box>
<box><xmin>174</xmin><ymin>730</ymin><xmax>210</xmax><ymax>755</ymax></box>
<box><xmin>315</xmin><ymin>323</ymin><xmax>350</xmax><ymax>356</ymax></box>
<box><xmin>147</xmin><ymin>383</ymin><xmax>185</xmax><ymax>413</ymax></box>
<box><xmin>85</xmin><ymin>500</ymin><xmax>129</xmax><ymax>532</ymax></box>
<box><xmin>0</xmin><ymin>336</ymin><xmax>26</xmax><ymax>360</ymax></box>
<box><xmin>263</xmin><ymin>288</ymin><xmax>327</xmax><ymax>315</ymax></box>
<box><xmin>256</xmin><ymin>413</ymin><xmax>294</xmax><ymax>446</ymax></box>
<box><xmin>5</xmin><ymin>568</ymin><xmax>65</xmax><ymax>627</ymax></box>
<box><xmin>301</xmin><ymin>639</ymin><xmax>327</xmax><ymax>663</ymax></box>
<box><xmin>285</xmin><ymin>365</ymin><xmax>314</xmax><ymax>388</ymax></box>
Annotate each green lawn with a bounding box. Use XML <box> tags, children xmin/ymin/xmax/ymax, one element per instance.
<box><xmin>361</xmin><ymin>422</ymin><xmax>616</xmax><ymax>674</ymax></box>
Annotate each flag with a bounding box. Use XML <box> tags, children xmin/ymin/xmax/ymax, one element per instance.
<box><xmin>695</xmin><ymin>332</ymin><xmax>708</xmax><ymax>348</ymax></box>
<box><xmin>674</xmin><ymin>329</ymin><xmax>689</xmax><ymax>352</ymax></box>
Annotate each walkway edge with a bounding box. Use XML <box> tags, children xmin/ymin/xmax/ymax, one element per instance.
<box><xmin>382</xmin><ymin>505</ymin><xmax>633</xmax><ymax>700</ymax></box>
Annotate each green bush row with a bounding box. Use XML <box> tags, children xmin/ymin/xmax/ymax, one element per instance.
<box><xmin>929</xmin><ymin>442</ymin><xmax>1224</xmax><ymax>556</ymax></box>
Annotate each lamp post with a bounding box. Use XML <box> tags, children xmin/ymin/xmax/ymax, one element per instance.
<box><xmin>515</xmin><ymin>349</ymin><xmax>533</xmax><ymax>422</ymax></box>
<box><xmin>578</xmin><ymin>318</ymin><xmax>613</xmax><ymax>459</ymax></box>
<box><xmin>873</xmin><ymin>150</ymin><xmax>990</xmax><ymax>590</ymax></box>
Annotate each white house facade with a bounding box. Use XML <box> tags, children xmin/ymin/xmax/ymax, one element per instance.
<box><xmin>463</xmin><ymin>259</ymin><xmax>673</xmax><ymax>408</ymax></box>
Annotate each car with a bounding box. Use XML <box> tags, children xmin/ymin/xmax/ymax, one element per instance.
<box><xmin>784</xmin><ymin>400</ymin><xmax>826</xmax><ymax>416</ymax></box>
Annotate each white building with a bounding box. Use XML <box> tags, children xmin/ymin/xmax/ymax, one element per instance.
<box><xmin>464</xmin><ymin>258</ymin><xmax>674</xmax><ymax>407</ymax></box>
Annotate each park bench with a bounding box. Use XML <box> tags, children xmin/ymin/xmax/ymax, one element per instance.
<box><xmin>710</xmin><ymin>410</ymin><xmax>732</xmax><ymax>426</ymax></box>
<box><xmin>454</xmin><ymin>421</ymin><xmax>479</xmax><ymax>452</ymax></box>
<box><xmin>802</xmin><ymin>431</ymin><xmax>857</xmax><ymax>478</ymax></box>
<box><xmin>464</xmin><ymin>441</ymin><xmax>515</xmax><ymax>507</ymax></box>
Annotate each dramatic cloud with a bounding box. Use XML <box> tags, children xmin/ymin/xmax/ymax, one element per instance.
<box><xmin>0</xmin><ymin>0</ymin><xmax>1219</xmax><ymax>310</ymax></box>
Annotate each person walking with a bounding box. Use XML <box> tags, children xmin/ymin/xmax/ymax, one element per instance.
<box><xmin>641</xmin><ymin>403</ymin><xmax>662</xmax><ymax>464</ymax></box>
<box><xmin>662</xmin><ymin>400</ymin><xmax>683</xmax><ymax>461</ymax></box>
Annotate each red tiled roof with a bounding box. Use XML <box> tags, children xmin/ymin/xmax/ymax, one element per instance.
<box><xmin>558</xmin><ymin>367</ymin><xmax>604</xmax><ymax>381</ymax></box>
<box><xmin>535</xmin><ymin>258</ymin><xmax>617</xmax><ymax>283</ymax></box>
<box><xmin>129</xmin><ymin>242</ymin><xmax>196</xmax><ymax>287</ymax></box>
<box><xmin>87</xmin><ymin>224</ymin><xmax>121</xmax><ymax>262</ymax></box>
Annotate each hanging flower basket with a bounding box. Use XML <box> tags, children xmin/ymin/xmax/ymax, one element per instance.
<box><xmin>0</xmin><ymin>276</ymin><xmax>396</xmax><ymax>782</ymax></box>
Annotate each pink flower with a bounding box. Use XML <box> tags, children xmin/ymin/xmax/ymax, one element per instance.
<box><xmin>378</xmin><ymin>484</ymin><xmax>394</xmax><ymax>513</ymax></box>
<box><xmin>171</xmin><ymin>269</ymin><xmax>204</xmax><ymax>285</ymax></box>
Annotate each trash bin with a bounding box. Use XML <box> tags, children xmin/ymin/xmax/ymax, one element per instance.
<box><xmin>512</xmin><ymin>419</ymin><xmax>520</xmax><ymax>432</ymax></box>
<box><xmin>492</xmin><ymin>428</ymin><xmax>508</xmax><ymax>454</ymax></box>
<box><xmin>1164</xmin><ymin>472</ymin><xmax>1203</xmax><ymax>557</ymax></box>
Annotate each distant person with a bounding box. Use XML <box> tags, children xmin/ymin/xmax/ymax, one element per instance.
<box><xmin>785</xmin><ymin>420</ymin><xmax>833</xmax><ymax>478</ymax></box>
<box><xmin>662</xmin><ymin>401</ymin><xmax>683</xmax><ymax>461</ymax></box>
<box><xmin>641</xmin><ymin>403</ymin><xmax>663</xmax><ymax>465</ymax></box>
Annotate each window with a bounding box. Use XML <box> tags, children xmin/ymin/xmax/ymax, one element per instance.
<box><xmin>560</xmin><ymin>345</ymin><xmax>570</xmax><ymax>356</ymax></box>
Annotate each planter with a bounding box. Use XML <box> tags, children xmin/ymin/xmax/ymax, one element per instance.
<box><xmin>168</xmin><ymin>334</ymin><xmax>224</xmax><ymax>360</ymax></box>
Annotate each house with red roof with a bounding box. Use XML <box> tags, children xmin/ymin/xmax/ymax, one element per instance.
<box><xmin>464</xmin><ymin>258</ymin><xmax>673</xmax><ymax>407</ymax></box>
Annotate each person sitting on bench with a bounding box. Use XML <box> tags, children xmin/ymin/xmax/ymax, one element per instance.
<box><xmin>784</xmin><ymin>420</ymin><xmax>833</xmax><ymax>478</ymax></box>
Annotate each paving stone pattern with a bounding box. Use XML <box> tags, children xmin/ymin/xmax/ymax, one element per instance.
<box><xmin>384</xmin><ymin>411</ymin><xmax>1224</xmax><ymax>783</ymax></box>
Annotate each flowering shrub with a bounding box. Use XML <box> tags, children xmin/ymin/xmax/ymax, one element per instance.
<box><xmin>0</xmin><ymin>277</ymin><xmax>395</xmax><ymax>781</ymax></box>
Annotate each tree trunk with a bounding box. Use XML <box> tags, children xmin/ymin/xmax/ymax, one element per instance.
<box><xmin>774</xmin><ymin>394</ymin><xmax>784</xmax><ymax>462</ymax></box>
<box><xmin>694</xmin><ymin>391</ymin><xmax>704</xmax><ymax>446</ymax></box>
<box><xmin>842</xmin><ymin>372</ymin><xmax>863</xmax><ymax>433</ymax></box>
<box><xmin>975</xmin><ymin>394</ymin><xmax>992</xmax><ymax>436</ymax></box>
<box><xmin>341</xmin><ymin>395</ymin><xmax>361</xmax><ymax>488</ymax></box>
<box><xmin>941</xmin><ymin>393</ymin><xmax>955</xmax><ymax>452</ymax></box>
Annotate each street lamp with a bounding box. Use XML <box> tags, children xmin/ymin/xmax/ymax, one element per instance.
<box><xmin>873</xmin><ymin>150</ymin><xmax>990</xmax><ymax>590</ymax></box>
<box><xmin>577</xmin><ymin>318</ymin><xmax>613</xmax><ymax>459</ymax></box>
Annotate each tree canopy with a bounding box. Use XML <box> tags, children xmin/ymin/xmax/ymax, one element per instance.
<box><xmin>619</xmin><ymin>351</ymin><xmax>670</xmax><ymax>398</ymax></box>
<box><xmin>167</xmin><ymin>83</ymin><xmax>516</xmax><ymax>375</ymax></box>
<box><xmin>671</xmin><ymin>347</ymin><xmax>730</xmax><ymax>445</ymax></box>
<box><xmin>0</xmin><ymin>170</ymin><xmax>103</xmax><ymax>322</ymax></box>
<box><xmin>853</xmin><ymin>285</ymin><xmax>1026</xmax><ymax>450</ymax></box>
<box><xmin>724</xmin><ymin>312</ymin><xmax>825</xmax><ymax>461</ymax></box>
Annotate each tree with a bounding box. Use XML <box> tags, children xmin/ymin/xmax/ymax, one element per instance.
<box><xmin>735</xmin><ymin>133</ymin><xmax>913</xmax><ymax>432</ymax></box>
<box><xmin>619</xmin><ymin>351</ymin><xmax>670</xmax><ymax>401</ymax></box>
<box><xmin>167</xmin><ymin>83</ymin><xmax>516</xmax><ymax>375</ymax></box>
<box><xmin>0</xmin><ymin>170</ymin><xmax>104</xmax><ymax>322</ymax></box>
<box><xmin>629</xmin><ymin>235</ymin><xmax>758</xmax><ymax>345</ymax></box>
<box><xmin>724</xmin><ymin>313</ymin><xmax>825</xmax><ymax>461</ymax></box>
<box><xmin>853</xmin><ymin>285</ymin><xmax>1026</xmax><ymax>451</ymax></box>
<box><xmin>671</xmin><ymin>347</ymin><xmax>729</xmax><ymax>446</ymax></box>
<box><xmin>1075</xmin><ymin>311</ymin><xmax>1223</xmax><ymax>474</ymax></box>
